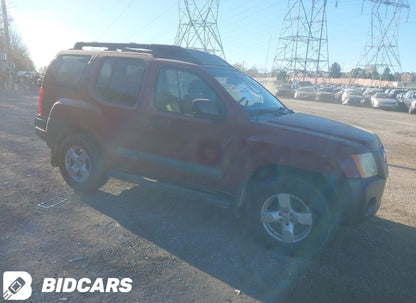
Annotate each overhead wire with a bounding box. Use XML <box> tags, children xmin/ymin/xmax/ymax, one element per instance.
<box><xmin>99</xmin><ymin>0</ymin><xmax>136</xmax><ymax>39</ymax></box>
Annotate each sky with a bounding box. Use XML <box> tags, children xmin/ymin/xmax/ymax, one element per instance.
<box><xmin>6</xmin><ymin>0</ymin><xmax>416</xmax><ymax>73</ymax></box>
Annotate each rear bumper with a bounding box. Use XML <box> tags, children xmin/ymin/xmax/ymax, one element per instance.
<box><xmin>34</xmin><ymin>115</ymin><xmax>48</xmax><ymax>142</ymax></box>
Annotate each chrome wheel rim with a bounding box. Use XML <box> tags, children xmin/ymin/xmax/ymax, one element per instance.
<box><xmin>64</xmin><ymin>145</ymin><xmax>92</xmax><ymax>183</ymax></box>
<box><xmin>260</xmin><ymin>193</ymin><xmax>313</xmax><ymax>243</ymax></box>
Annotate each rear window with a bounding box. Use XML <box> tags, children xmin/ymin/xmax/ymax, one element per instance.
<box><xmin>49</xmin><ymin>55</ymin><xmax>91</xmax><ymax>87</ymax></box>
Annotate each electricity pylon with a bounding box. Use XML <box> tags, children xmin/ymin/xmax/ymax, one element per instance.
<box><xmin>174</xmin><ymin>0</ymin><xmax>225</xmax><ymax>59</ymax></box>
<box><xmin>355</xmin><ymin>0</ymin><xmax>410</xmax><ymax>78</ymax></box>
<box><xmin>273</xmin><ymin>0</ymin><xmax>329</xmax><ymax>84</ymax></box>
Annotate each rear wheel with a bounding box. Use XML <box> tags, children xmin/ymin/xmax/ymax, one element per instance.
<box><xmin>247</xmin><ymin>178</ymin><xmax>333</xmax><ymax>256</ymax></box>
<box><xmin>58</xmin><ymin>133</ymin><xmax>108</xmax><ymax>192</ymax></box>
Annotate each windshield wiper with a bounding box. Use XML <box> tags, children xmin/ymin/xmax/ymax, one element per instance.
<box><xmin>248</xmin><ymin>107</ymin><xmax>293</xmax><ymax>117</ymax></box>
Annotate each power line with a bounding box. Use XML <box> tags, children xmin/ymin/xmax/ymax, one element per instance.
<box><xmin>125</xmin><ymin>2</ymin><xmax>176</xmax><ymax>41</ymax></box>
<box><xmin>99</xmin><ymin>0</ymin><xmax>136</xmax><ymax>39</ymax></box>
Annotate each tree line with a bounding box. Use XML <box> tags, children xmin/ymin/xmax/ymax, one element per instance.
<box><xmin>1</xmin><ymin>21</ymin><xmax>35</xmax><ymax>87</ymax></box>
<box><xmin>233</xmin><ymin>61</ymin><xmax>399</xmax><ymax>81</ymax></box>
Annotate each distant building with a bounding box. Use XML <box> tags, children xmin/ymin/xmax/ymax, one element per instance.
<box><xmin>401</xmin><ymin>72</ymin><xmax>416</xmax><ymax>83</ymax></box>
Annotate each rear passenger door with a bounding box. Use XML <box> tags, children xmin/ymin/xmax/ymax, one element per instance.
<box><xmin>90</xmin><ymin>55</ymin><xmax>147</xmax><ymax>167</ymax></box>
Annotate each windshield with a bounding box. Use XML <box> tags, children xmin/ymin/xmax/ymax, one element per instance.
<box><xmin>207</xmin><ymin>68</ymin><xmax>288</xmax><ymax>116</ymax></box>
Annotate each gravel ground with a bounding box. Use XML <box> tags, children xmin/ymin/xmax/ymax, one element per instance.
<box><xmin>0</xmin><ymin>88</ymin><xmax>415</xmax><ymax>303</ymax></box>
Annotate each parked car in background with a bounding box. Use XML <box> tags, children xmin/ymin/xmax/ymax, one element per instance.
<box><xmin>363</xmin><ymin>88</ymin><xmax>384</xmax><ymax>104</ymax></box>
<box><xmin>297</xmin><ymin>80</ymin><xmax>313</xmax><ymax>87</ymax></box>
<box><xmin>342</xmin><ymin>89</ymin><xmax>364</xmax><ymax>106</ymax></box>
<box><xmin>334</xmin><ymin>87</ymin><xmax>345</xmax><ymax>103</ymax></box>
<box><xmin>315</xmin><ymin>86</ymin><xmax>335</xmax><ymax>102</ymax></box>
<box><xmin>396</xmin><ymin>92</ymin><xmax>405</xmax><ymax>103</ymax></box>
<box><xmin>371</xmin><ymin>93</ymin><xmax>398</xmax><ymax>110</ymax></box>
<box><xmin>403</xmin><ymin>90</ymin><xmax>416</xmax><ymax>114</ymax></box>
<box><xmin>388</xmin><ymin>88</ymin><xmax>407</xmax><ymax>100</ymax></box>
<box><xmin>409</xmin><ymin>100</ymin><xmax>416</xmax><ymax>114</ymax></box>
<box><xmin>294</xmin><ymin>86</ymin><xmax>316</xmax><ymax>100</ymax></box>
<box><xmin>275</xmin><ymin>84</ymin><xmax>295</xmax><ymax>98</ymax></box>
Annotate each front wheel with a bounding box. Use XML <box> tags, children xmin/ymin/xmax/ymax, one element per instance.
<box><xmin>247</xmin><ymin>178</ymin><xmax>333</xmax><ymax>256</ymax></box>
<box><xmin>58</xmin><ymin>133</ymin><xmax>108</xmax><ymax>192</ymax></box>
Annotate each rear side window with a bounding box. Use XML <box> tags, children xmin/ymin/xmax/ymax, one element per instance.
<box><xmin>94</xmin><ymin>57</ymin><xmax>146</xmax><ymax>106</ymax></box>
<box><xmin>49</xmin><ymin>55</ymin><xmax>91</xmax><ymax>87</ymax></box>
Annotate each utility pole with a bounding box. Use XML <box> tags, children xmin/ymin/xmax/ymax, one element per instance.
<box><xmin>1</xmin><ymin>0</ymin><xmax>14</xmax><ymax>89</ymax></box>
<box><xmin>174</xmin><ymin>0</ymin><xmax>225</xmax><ymax>59</ymax></box>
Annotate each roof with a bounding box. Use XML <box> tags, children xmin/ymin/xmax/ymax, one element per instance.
<box><xmin>72</xmin><ymin>42</ymin><xmax>233</xmax><ymax>68</ymax></box>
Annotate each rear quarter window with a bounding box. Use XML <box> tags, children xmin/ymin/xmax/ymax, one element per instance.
<box><xmin>48</xmin><ymin>55</ymin><xmax>91</xmax><ymax>88</ymax></box>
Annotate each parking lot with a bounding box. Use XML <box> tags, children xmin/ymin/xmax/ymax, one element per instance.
<box><xmin>1</xmin><ymin>88</ymin><xmax>415</xmax><ymax>303</ymax></box>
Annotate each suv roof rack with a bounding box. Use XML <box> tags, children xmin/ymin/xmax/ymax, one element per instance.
<box><xmin>72</xmin><ymin>42</ymin><xmax>232</xmax><ymax>68</ymax></box>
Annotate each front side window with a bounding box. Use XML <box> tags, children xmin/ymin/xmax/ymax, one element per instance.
<box><xmin>94</xmin><ymin>57</ymin><xmax>145</xmax><ymax>106</ymax></box>
<box><xmin>154</xmin><ymin>68</ymin><xmax>218</xmax><ymax>117</ymax></box>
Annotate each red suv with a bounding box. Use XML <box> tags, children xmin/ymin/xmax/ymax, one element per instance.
<box><xmin>35</xmin><ymin>42</ymin><xmax>388</xmax><ymax>254</ymax></box>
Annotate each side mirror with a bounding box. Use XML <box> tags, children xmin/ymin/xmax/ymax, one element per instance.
<box><xmin>192</xmin><ymin>99</ymin><xmax>222</xmax><ymax>120</ymax></box>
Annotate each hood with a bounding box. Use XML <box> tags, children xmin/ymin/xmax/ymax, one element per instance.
<box><xmin>255</xmin><ymin>113</ymin><xmax>380</xmax><ymax>155</ymax></box>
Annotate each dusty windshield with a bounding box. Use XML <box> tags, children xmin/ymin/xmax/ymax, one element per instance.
<box><xmin>208</xmin><ymin>68</ymin><xmax>290</xmax><ymax>117</ymax></box>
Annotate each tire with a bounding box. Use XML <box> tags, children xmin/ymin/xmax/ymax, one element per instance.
<box><xmin>58</xmin><ymin>133</ymin><xmax>108</xmax><ymax>192</ymax></box>
<box><xmin>247</xmin><ymin>177</ymin><xmax>333</xmax><ymax>256</ymax></box>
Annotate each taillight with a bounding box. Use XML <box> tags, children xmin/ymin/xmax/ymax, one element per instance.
<box><xmin>38</xmin><ymin>87</ymin><xmax>43</xmax><ymax>116</ymax></box>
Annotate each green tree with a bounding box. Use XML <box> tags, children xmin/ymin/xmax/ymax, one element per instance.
<box><xmin>275</xmin><ymin>69</ymin><xmax>288</xmax><ymax>81</ymax></box>
<box><xmin>0</xmin><ymin>27</ymin><xmax>34</xmax><ymax>72</ymax></box>
<box><xmin>381</xmin><ymin>67</ymin><xmax>394</xmax><ymax>81</ymax></box>
<box><xmin>349</xmin><ymin>67</ymin><xmax>365</xmax><ymax>78</ymax></box>
<box><xmin>329</xmin><ymin>62</ymin><xmax>341</xmax><ymax>78</ymax></box>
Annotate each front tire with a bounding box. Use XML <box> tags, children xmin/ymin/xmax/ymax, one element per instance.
<box><xmin>58</xmin><ymin>133</ymin><xmax>108</xmax><ymax>192</ymax></box>
<box><xmin>247</xmin><ymin>178</ymin><xmax>333</xmax><ymax>256</ymax></box>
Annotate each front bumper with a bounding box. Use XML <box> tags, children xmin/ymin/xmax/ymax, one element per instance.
<box><xmin>331</xmin><ymin>175</ymin><xmax>387</xmax><ymax>224</ymax></box>
<box><xmin>373</xmin><ymin>102</ymin><xmax>398</xmax><ymax>110</ymax></box>
<box><xmin>344</xmin><ymin>97</ymin><xmax>363</xmax><ymax>105</ymax></box>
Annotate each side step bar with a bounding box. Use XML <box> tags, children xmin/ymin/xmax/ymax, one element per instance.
<box><xmin>108</xmin><ymin>170</ymin><xmax>231</xmax><ymax>209</ymax></box>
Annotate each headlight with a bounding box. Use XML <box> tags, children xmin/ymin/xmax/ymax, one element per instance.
<box><xmin>352</xmin><ymin>153</ymin><xmax>377</xmax><ymax>178</ymax></box>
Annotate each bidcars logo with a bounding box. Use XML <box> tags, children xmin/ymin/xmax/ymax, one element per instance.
<box><xmin>3</xmin><ymin>272</ymin><xmax>132</xmax><ymax>300</ymax></box>
<box><xmin>41</xmin><ymin>277</ymin><xmax>133</xmax><ymax>293</ymax></box>
<box><xmin>3</xmin><ymin>271</ymin><xmax>33</xmax><ymax>300</ymax></box>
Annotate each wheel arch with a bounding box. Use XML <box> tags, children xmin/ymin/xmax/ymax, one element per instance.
<box><xmin>236</xmin><ymin>163</ymin><xmax>340</xmax><ymax>218</ymax></box>
<box><xmin>50</xmin><ymin>122</ymin><xmax>101</xmax><ymax>167</ymax></box>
